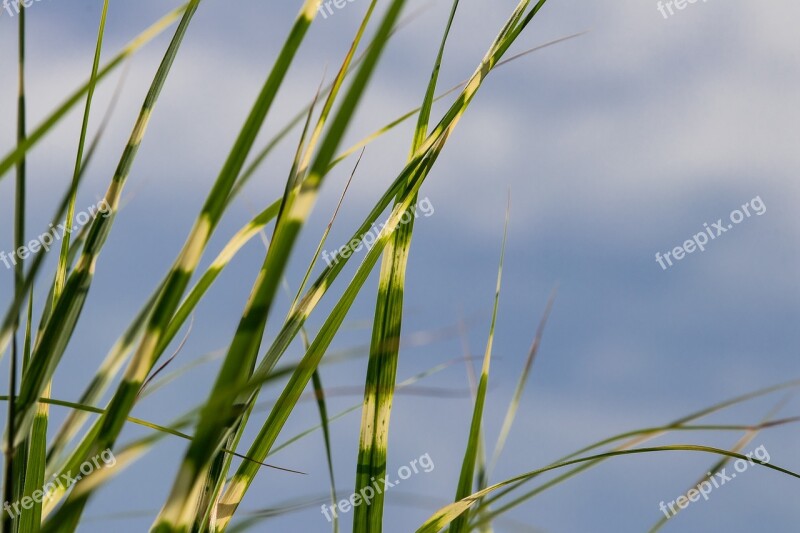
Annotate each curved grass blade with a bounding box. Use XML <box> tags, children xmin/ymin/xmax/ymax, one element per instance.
<box><xmin>471</xmin><ymin>385</ymin><xmax>800</xmax><ymax>527</ymax></box>
<box><xmin>418</xmin><ymin>445</ymin><xmax>800</xmax><ymax>533</ymax></box>
<box><xmin>646</xmin><ymin>398</ymin><xmax>790</xmax><ymax>532</ymax></box>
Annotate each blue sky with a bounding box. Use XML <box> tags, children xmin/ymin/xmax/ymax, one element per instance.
<box><xmin>0</xmin><ymin>0</ymin><xmax>799</xmax><ymax>531</ymax></box>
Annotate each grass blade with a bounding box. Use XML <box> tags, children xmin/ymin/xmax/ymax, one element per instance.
<box><xmin>449</xmin><ymin>198</ymin><xmax>509</xmax><ymax>533</ymax></box>
<box><xmin>418</xmin><ymin>445</ymin><xmax>800</xmax><ymax>533</ymax></box>
<box><xmin>354</xmin><ymin>3</ymin><xmax>459</xmax><ymax>530</ymax></box>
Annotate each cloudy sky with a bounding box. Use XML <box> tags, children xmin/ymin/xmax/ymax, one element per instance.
<box><xmin>0</xmin><ymin>0</ymin><xmax>799</xmax><ymax>531</ymax></box>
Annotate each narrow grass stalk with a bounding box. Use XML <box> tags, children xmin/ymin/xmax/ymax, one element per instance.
<box><xmin>485</xmin><ymin>290</ymin><xmax>556</xmax><ymax>481</ymax></box>
<box><xmin>449</xmin><ymin>200</ymin><xmax>509</xmax><ymax>533</ymax></box>
<box><xmin>3</xmin><ymin>6</ymin><xmax>27</xmax><ymax>531</ymax></box>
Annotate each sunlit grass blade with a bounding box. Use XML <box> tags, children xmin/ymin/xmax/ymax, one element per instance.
<box><xmin>156</xmin><ymin>59</ymin><xmax>328</xmax><ymax>533</ymax></box>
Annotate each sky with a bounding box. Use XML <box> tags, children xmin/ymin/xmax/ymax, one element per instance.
<box><xmin>0</xmin><ymin>0</ymin><xmax>799</xmax><ymax>531</ymax></box>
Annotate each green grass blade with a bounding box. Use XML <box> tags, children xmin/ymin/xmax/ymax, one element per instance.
<box><xmin>16</xmin><ymin>11</ymin><xmax>112</xmax><ymax>532</ymax></box>
<box><xmin>3</xmin><ymin>6</ymin><xmax>27</xmax><ymax>531</ymax></box>
<box><xmin>471</xmin><ymin>384</ymin><xmax>800</xmax><ymax>527</ymax></box>
<box><xmin>449</xmin><ymin>199</ymin><xmax>509</xmax><ymax>533</ymax></box>
<box><xmin>354</xmin><ymin>3</ymin><xmax>459</xmax><ymax>530</ymax></box>
<box><xmin>216</xmin><ymin>153</ymin><xmax>436</xmax><ymax>530</ymax></box>
<box><xmin>418</xmin><ymin>445</ymin><xmax>800</xmax><ymax>533</ymax></box>
<box><xmin>53</xmin><ymin>0</ymin><xmax>109</xmax><ymax>301</ymax></box>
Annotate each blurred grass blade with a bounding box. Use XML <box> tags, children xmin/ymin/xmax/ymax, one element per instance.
<box><xmin>313</xmin><ymin>367</ymin><xmax>338</xmax><ymax>533</ymax></box>
<box><xmin>485</xmin><ymin>290</ymin><xmax>556</xmax><ymax>480</ymax></box>
<box><xmin>53</xmin><ymin>0</ymin><xmax>109</xmax><ymax>301</ymax></box>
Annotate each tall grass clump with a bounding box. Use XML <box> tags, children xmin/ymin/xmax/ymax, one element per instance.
<box><xmin>1</xmin><ymin>1</ymin><xmax>798</xmax><ymax>531</ymax></box>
